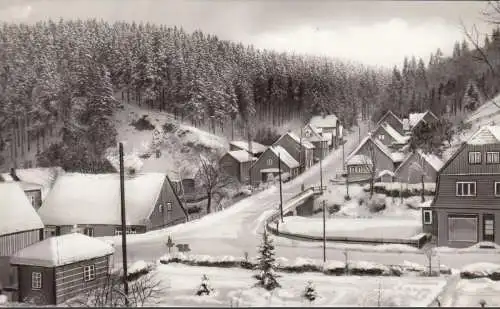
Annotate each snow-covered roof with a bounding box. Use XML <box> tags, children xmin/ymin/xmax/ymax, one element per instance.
<box><xmin>0</xmin><ymin>182</ymin><xmax>44</xmax><ymax>236</ymax></box>
<box><xmin>376</xmin><ymin>111</ymin><xmax>403</xmax><ymax>127</ymax></box>
<box><xmin>418</xmin><ymin>150</ymin><xmax>444</xmax><ymax>171</ymax></box>
<box><xmin>347</xmin><ymin>154</ymin><xmax>372</xmax><ymax>166</ymax></box>
<box><xmin>380</xmin><ymin>123</ymin><xmax>409</xmax><ymax>144</ymax></box>
<box><xmin>346</xmin><ymin>135</ymin><xmax>399</xmax><ymax>164</ymax></box>
<box><xmin>227</xmin><ymin>150</ymin><xmax>257</xmax><ymax>163</ymax></box>
<box><xmin>309</xmin><ymin>114</ymin><xmax>338</xmax><ymax>128</ymax></box>
<box><xmin>378</xmin><ymin>170</ymin><xmax>395</xmax><ymax>177</ymax></box>
<box><xmin>141</xmin><ymin>155</ymin><xmax>196</xmax><ymax>180</ymax></box>
<box><xmin>467</xmin><ymin>93</ymin><xmax>500</xmax><ymax>124</ymax></box>
<box><xmin>1</xmin><ymin>167</ymin><xmax>64</xmax><ymax>200</ymax></box>
<box><xmin>280</xmin><ymin>132</ymin><xmax>315</xmax><ymax>149</ymax></box>
<box><xmin>302</xmin><ymin>124</ymin><xmax>328</xmax><ymax>142</ymax></box>
<box><xmin>269</xmin><ymin>145</ymin><xmax>300</xmax><ymax>169</ymax></box>
<box><xmin>408</xmin><ymin>113</ymin><xmax>426</xmax><ymax>127</ymax></box>
<box><xmin>467</xmin><ymin>126</ymin><xmax>500</xmax><ymax>145</ymax></box>
<box><xmin>38</xmin><ymin>172</ymin><xmax>172</xmax><ymax>226</ymax></box>
<box><xmin>11</xmin><ymin>233</ymin><xmax>114</xmax><ymax>267</ymax></box>
<box><xmin>391</xmin><ymin>152</ymin><xmax>406</xmax><ymax>162</ymax></box>
<box><xmin>260</xmin><ymin>168</ymin><xmax>281</xmax><ymax>173</ymax></box>
<box><xmin>230</xmin><ymin>141</ymin><xmax>267</xmax><ymax>154</ymax></box>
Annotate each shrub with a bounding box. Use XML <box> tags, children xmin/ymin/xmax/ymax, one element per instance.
<box><xmin>162</xmin><ymin>122</ymin><xmax>178</xmax><ymax>133</ymax></box>
<box><xmin>130</xmin><ymin>115</ymin><xmax>155</xmax><ymax>131</ymax></box>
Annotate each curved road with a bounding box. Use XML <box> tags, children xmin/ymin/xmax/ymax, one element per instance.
<box><xmin>112</xmin><ymin>121</ymin><xmax>500</xmax><ymax>270</ymax></box>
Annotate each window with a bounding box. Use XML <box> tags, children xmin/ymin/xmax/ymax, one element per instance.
<box><xmin>378</xmin><ymin>134</ymin><xmax>385</xmax><ymax>140</ymax></box>
<box><xmin>267</xmin><ymin>159</ymin><xmax>273</xmax><ymax>166</ymax></box>
<box><xmin>159</xmin><ymin>204</ymin><xmax>164</xmax><ymax>213</ymax></box>
<box><xmin>487</xmin><ymin>152</ymin><xmax>500</xmax><ymax>164</ymax></box>
<box><xmin>423</xmin><ymin>210</ymin><xmax>433</xmax><ymax>224</ymax></box>
<box><xmin>468</xmin><ymin>151</ymin><xmax>482</xmax><ymax>164</ymax></box>
<box><xmin>484</xmin><ymin>214</ymin><xmax>495</xmax><ymax>242</ymax></box>
<box><xmin>495</xmin><ymin>182</ymin><xmax>500</xmax><ymax>196</ymax></box>
<box><xmin>456</xmin><ymin>182</ymin><xmax>476</xmax><ymax>196</ymax></box>
<box><xmin>166</xmin><ymin>202</ymin><xmax>172</xmax><ymax>211</ymax></box>
<box><xmin>115</xmin><ymin>228</ymin><xmax>122</xmax><ymax>236</ymax></box>
<box><xmin>83</xmin><ymin>265</ymin><xmax>95</xmax><ymax>282</ymax></box>
<box><xmin>83</xmin><ymin>227</ymin><xmax>94</xmax><ymax>237</ymax></box>
<box><xmin>30</xmin><ymin>195</ymin><xmax>36</xmax><ymax>207</ymax></box>
<box><xmin>31</xmin><ymin>272</ymin><xmax>42</xmax><ymax>290</ymax></box>
<box><xmin>115</xmin><ymin>227</ymin><xmax>136</xmax><ymax>235</ymax></box>
<box><xmin>448</xmin><ymin>215</ymin><xmax>478</xmax><ymax>242</ymax></box>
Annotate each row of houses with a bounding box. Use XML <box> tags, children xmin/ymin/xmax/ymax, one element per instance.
<box><xmin>220</xmin><ymin>114</ymin><xmax>343</xmax><ymax>186</ymax></box>
<box><xmin>345</xmin><ymin>110</ymin><xmax>445</xmax><ymax>184</ymax></box>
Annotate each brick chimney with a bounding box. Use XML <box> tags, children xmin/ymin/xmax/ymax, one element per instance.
<box><xmin>10</xmin><ymin>167</ymin><xmax>20</xmax><ymax>181</ymax></box>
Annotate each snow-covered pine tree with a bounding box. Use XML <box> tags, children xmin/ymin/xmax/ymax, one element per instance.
<box><xmin>196</xmin><ymin>274</ymin><xmax>213</xmax><ymax>296</ymax></box>
<box><xmin>302</xmin><ymin>281</ymin><xmax>317</xmax><ymax>303</ymax></box>
<box><xmin>254</xmin><ymin>229</ymin><xmax>280</xmax><ymax>291</ymax></box>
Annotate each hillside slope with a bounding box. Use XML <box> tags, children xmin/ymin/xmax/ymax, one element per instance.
<box><xmin>114</xmin><ymin>103</ymin><xmax>229</xmax><ymax>179</ymax></box>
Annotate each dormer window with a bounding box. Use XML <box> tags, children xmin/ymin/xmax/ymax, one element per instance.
<box><xmin>468</xmin><ymin>152</ymin><xmax>482</xmax><ymax>164</ymax></box>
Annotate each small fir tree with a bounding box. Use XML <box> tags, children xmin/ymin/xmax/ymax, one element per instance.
<box><xmin>196</xmin><ymin>274</ymin><xmax>213</xmax><ymax>296</ymax></box>
<box><xmin>303</xmin><ymin>281</ymin><xmax>317</xmax><ymax>303</ymax></box>
<box><xmin>254</xmin><ymin>230</ymin><xmax>280</xmax><ymax>291</ymax></box>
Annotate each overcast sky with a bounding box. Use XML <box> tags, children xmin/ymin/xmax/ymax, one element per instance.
<box><xmin>0</xmin><ymin>0</ymin><xmax>495</xmax><ymax>68</ymax></box>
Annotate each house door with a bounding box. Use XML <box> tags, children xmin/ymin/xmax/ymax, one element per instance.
<box><xmin>483</xmin><ymin>214</ymin><xmax>495</xmax><ymax>242</ymax></box>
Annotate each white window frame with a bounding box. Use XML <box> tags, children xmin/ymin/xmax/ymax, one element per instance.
<box><xmin>166</xmin><ymin>202</ymin><xmax>172</xmax><ymax>211</ymax></box>
<box><xmin>378</xmin><ymin>134</ymin><xmax>385</xmax><ymax>140</ymax></box>
<box><xmin>484</xmin><ymin>217</ymin><xmax>495</xmax><ymax>236</ymax></box>
<box><xmin>487</xmin><ymin>152</ymin><xmax>500</xmax><ymax>164</ymax></box>
<box><xmin>495</xmin><ymin>182</ymin><xmax>500</xmax><ymax>197</ymax></box>
<box><xmin>456</xmin><ymin>181</ymin><xmax>476</xmax><ymax>197</ymax></box>
<box><xmin>83</xmin><ymin>265</ymin><xmax>96</xmax><ymax>282</ymax></box>
<box><xmin>448</xmin><ymin>216</ymin><xmax>478</xmax><ymax>242</ymax></box>
<box><xmin>32</xmin><ymin>272</ymin><xmax>42</xmax><ymax>290</ymax></box>
<box><xmin>114</xmin><ymin>228</ymin><xmax>122</xmax><ymax>236</ymax></box>
<box><xmin>468</xmin><ymin>151</ymin><xmax>482</xmax><ymax>164</ymax></box>
<box><xmin>423</xmin><ymin>210</ymin><xmax>433</xmax><ymax>224</ymax></box>
<box><xmin>83</xmin><ymin>227</ymin><xmax>94</xmax><ymax>237</ymax></box>
<box><xmin>267</xmin><ymin>158</ymin><xmax>273</xmax><ymax>166</ymax></box>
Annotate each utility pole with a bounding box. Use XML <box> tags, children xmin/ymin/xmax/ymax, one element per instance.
<box><xmin>247</xmin><ymin>120</ymin><xmax>253</xmax><ymax>187</ymax></box>
<box><xmin>322</xmin><ymin>200</ymin><xmax>326</xmax><ymax>263</ymax></box>
<box><xmin>320</xmin><ymin>152</ymin><xmax>324</xmax><ymax>193</ymax></box>
<box><xmin>279</xmin><ymin>152</ymin><xmax>284</xmax><ymax>222</ymax></box>
<box><xmin>342</xmin><ymin>139</ymin><xmax>345</xmax><ymax>171</ymax></box>
<box><xmin>119</xmin><ymin>143</ymin><xmax>129</xmax><ymax>303</ymax></box>
<box><xmin>299</xmin><ymin>127</ymin><xmax>303</xmax><ymax>173</ymax></box>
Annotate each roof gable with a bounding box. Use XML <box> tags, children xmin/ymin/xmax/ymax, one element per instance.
<box><xmin>379</xmin><ymin>123</ymin><xmax>409</xmax><ymax>144</ymax></box>
<box><xmin>376</xmin><ymin>111</ymin><xmax>403</xmax><ymax>127</ymax></box>
<box><xmin>38</xmin><ymin>172</ymin><xmax>169</xmax><ymax>226</ymax></box>
<box><xmin>226</xmin><ymin>150</ymin><xmax>257</xmax><ymax>163</ymax></box>
<box><xmin>11</xmin><ymin>233</ymin><xmax>114</xmax><ymax>267</ymax></box>
<box><xmin>0</xmin><ymin>182</ymin><xmax>44</xmax><ymax>236</ymax></box>
<box><xmin>394</xmin><ymin>150</ymin><xmax>444</xmax><ymax>175</ymax></box>
<box><xmin>268</xmin><ymin>145</ymin><xmax>299</xmax><ymax>168</ymax></box>
<box><xmin>346</xmin><ymin>135</ymin><xmax>394</xmax><ymax>163</ymax></box>
<box><xmin>467</xmin><ymin>126</ymin><xmax>500</xmax><ymax>145</ymax></box>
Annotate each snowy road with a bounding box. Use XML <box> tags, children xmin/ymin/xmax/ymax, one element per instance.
<box><xmin>111</xmin><ymin>121</ymin><xmax>499</xmax><ymax>270</ymax></box>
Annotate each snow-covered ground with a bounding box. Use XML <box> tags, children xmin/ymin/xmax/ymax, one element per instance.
<box><xmin>451</xmin><ymin>279</ymin><xmax>500</xmax><ymax>307</ymax></box>
<box><xmin>279</xmin><ymin>216</ymin><xmax>421</xmax><ymax>240</ymax></box>
<box><xmin>143</xmin><ymin>263</ymin><xmax>447</xmax><ymax>307</ymax></box>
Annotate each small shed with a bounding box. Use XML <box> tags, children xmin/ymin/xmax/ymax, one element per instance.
<box><xmin>10</xmin><ymin>233</ymin><xmax>114</xmax><ymax>305</ymax></box>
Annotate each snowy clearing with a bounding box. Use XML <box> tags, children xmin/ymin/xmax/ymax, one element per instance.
<box><xmin>140</xmin><ymin>263</ymin><xmax>447</xmax><ymax>307</ymax></box>
<box><xmin>279</xmin><ymin>216</ymin><xmax>422</xmax><ymax>240</ymax></box>
<box><xmin>452</xmin><ymin>278</ymin><xmax>500</xmax><ymax>307</ymax></box>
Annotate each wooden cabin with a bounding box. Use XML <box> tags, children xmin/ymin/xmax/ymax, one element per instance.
<box><xmin>220</xmin><ymin>150</ymin><xmax>257</xmax><ymax>183</ymax></box>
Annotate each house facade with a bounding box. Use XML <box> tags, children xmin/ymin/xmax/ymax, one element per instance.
<box><xmin>404</xmin><ymin>110</ymin><xmax>439</xmax><ymax>134</ymax></box>
<box><xmin>423</xmin><ymin>126</ymin><xmax>500</xmax><ymax>248</ymax></box>
<box><xmin>395</xmin><ymin>151</ymin><xmax>444</xmax><ymax>184</ymax></box>
<box><xmin>229</xmin><ymin>141</ymin><xmax>267</xmax><ymax>157</ymax></box>
<box><xmin>10</xmin><ymin>233</ymin><xmax>114</xmax><ymax>305</ymax></box>
<box><xmin>273</xmin><ymin>132</ymin><xmax>315</xmax><ymax>171</ymax></box>
<box><xmin>302</xmin><ymin>124</ymin><xmax>329</xmax><ymax>161</ymax></box>
<box><xmin>219</xmin><ymin>150</ymin><xmax>257</xmax><ymax>183</ymax></box>
<box><xmin>345</xmin><ymin>135</ymin><xmax>405</xmax><ymax>183</ymax></box>
<box><xmin>37</xmin><ymin>172</ymin><xmax>188</xmax><ymax>238</ymax></box>
<box><xmin>0</xmin><ymin>182</ymin><xmax>45</xmax><ymax>293</ymax></box>
<box><xmin>308</xmin><ymin>114</ymin><xmax>341</xmax><ymax>148</ymax></box>
<box><xmin>250</xmin><ymin>145</ymin><xmax>299</xmax><ymax>186</ymax></box>
<box><xmin>376</xmin><ymin>111</ymin><xmax>404</xmax><ymax>135</ymax></box>
<box><xmin>372</xmin><ymin>122</ymin><xmax>409</xmax><ymax>150</ymax></box>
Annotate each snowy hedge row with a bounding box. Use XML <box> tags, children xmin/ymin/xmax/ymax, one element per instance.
<box><xmin>460</xmin><ymin>263</ymin><xmax>500</xmax><ymax>280</ymax></box>
<box><xmin>125</xmin><ymin>260</ymin><xmax>156</xmax><ymax>281</ymax></box>
<box><xmin>363</xmin><ymin>182</ymin><xmax>435</xmax><ymax>197</ymax></box>
<box><xmin>158</xmin><ymin>253</ymin><xmax>449</xmax><ymax>277</ymax></box>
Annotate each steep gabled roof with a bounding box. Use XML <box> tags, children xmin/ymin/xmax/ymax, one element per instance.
<box><xmin>230</xmin><ymin>141</ymin><xmax>267</xmax><ymax>154</ymax></box>
<box><xmin>275</xmin><ymin>132</ymin><xmax>315</xmax><ymax>149</ymax></box>
<box><xmin>394</xmin><ymin>150</ymin><xmax>445</xmax><ymax>175</ymax></box>
<box><xmin>379</xmin><ymin>122</ymin><xmax>410</xmax><ymax>144</ymax></box>
<box><xmin>38</xmin><ymin>172</ymin><xmax>187</xmax><ymax>226</ymax></box>
<box><xmin>407</xmin><ymin>110</ymin><xmax>439</xmax><ymax>129</ymax></box>
<box><xmin>346</xmin><ymin>135</ymin><xmax>394</xmax><ymax>164</ymax></box>
<box><xmin>1</xmin><ymin>167</ymin><xmax>65</xmax><ymax>200</ymax></box>
<box><xmin>376</xmin><ymin>110</ymin><xmax>403</xmax><ymax>127</ymax></box>
<box><xmin>467</xmin><ymin>125</ymin><xmax>500</xmax><ymax>145</ymax></box>
<box><xmin>0</xmin><ymin>182</ymin><xmax>44</xmax><ymax>236</ymax></box>
<box><xmin>226</xmin><ymin>150</ymin><xmax>258</xmax><ymax>163</ymax></box>
<box><xmin>11</xmin><ymin>233</ymin><xmax>114</xmax><ymax>267</ymax></box>
<box><xmin>302</xmin><ymin>124</ymin><xmax>328</xmax><ymax>142</ymax></box>
<box><xmin>269</xmin><ymin>145</ymin><xmax>300</xmax><ymax>168</ymax></box>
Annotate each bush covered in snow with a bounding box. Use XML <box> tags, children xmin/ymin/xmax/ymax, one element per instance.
<box><xmin>361</xmin><ymin>194</ymin><xmax>387</xmax><ymax>213</ymax></box>
<box><xmin>126</xmin><ymin>260</ymin><xmax>155</xmax><ymax>281</ymax></box>
<box><xmin>130</xmin><ymin>115</ymin><xmax>156</xmax><ymax>131</ymax></box>
<box><xmin>460</xmin><ymin>263</ymin><xmax>500</xmax><ymax>280</ymax></box>
<box><xmin>363</xmin><ymin>182</ymin><xmax>435</xmax><ymax>197</ymax></box>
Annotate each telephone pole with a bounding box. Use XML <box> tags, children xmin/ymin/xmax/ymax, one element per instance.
<box><xmin>278</xmin><ymin>152</ymin><xmax>284</xmax><ymax>222</ymax></box>
<box><xmin>322</xmin><ymin>200</ymin><xmax>326</xmax><ymax>263</ymax></box>
<box><xmin>119</xmin><ymin>143</ymin><xmax>129</xmax><ymax>302</ymax></box>
<box><xmin>320</xmin><ymin>152</ymin><xmax>324</xmax><ymax>193</ymax></box>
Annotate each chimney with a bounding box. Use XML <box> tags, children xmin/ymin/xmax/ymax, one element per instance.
<box><xmin>10</xmin><ymin>167</ymin><xmax>20</xmax><ymax>181</ymax></box>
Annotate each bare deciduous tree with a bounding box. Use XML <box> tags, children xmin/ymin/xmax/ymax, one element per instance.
<box><xmin>362</xmin><ymin>140</ymin><xmax>378</xmax><ymax>198</ymax></box>
<box><xmin>196</xmin><ymin>154</ymin><xmax>235</xmax><ymax>214</ymax></box>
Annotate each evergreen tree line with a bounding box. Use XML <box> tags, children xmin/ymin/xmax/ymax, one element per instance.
<box><xmin>373</xmin><ymin>26</ymin><xmax>500</xmax><ymax>123</ymax></box>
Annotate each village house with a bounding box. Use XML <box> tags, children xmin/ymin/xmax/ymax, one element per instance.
<box><xmin>372</xmin><ymin>122</ymin><xmax>410</xmax><ymax>151</ymax></box>
<box><xmin>302</xmin><ymin>123</ymin><xmax>329</xmax><ymax>161</ymax></box>
<box><xmin>229</xmin><ymin>140</ymin><xmax>267</xmax><ymax>157</ymax></box>
<box><xmin>375</xmin><ymin>110</ymin><xmax>404</xmax><ymax>135</ymax></box>
<box><xmin>0</xmin><ymin>182</ymin><xmax>45</xmax><ymax>294</ymax></box>
<box><xmin>0</xmin><ymin>167</ymin><xmax>64</xmax><ymax>210</ymax></box>
<box><xmin>219</xmin><ymin>150</ymin><xmax>257</xmax><ymax>183</ymax></box>
<box><xmin>402</xmin><ymin>110</ymin><xmax>439</xmax><ymax>134</ymax></box>
<box><xmin>394</xmin><ymin>150</ymin><xmax>444</xmax><ymax>184</ymax></box>
<box><xmin>423</xmin><ymin>126</ymin><xmax>500</xmax><ymax>248</ymax></box>
<box><xmin>273</xmin><ymin>131</ymin><xmax>315</xmax><ymax>171</ymax></box>
<box><xmin>345</xmin><ymin>134</ymin><xmax>405</xmax><ymax>183</ymax></box>
<box><xmin>250</xmin><ymin>145</ymin><xmax>299</xmax><ymax>186</ymax></box>
<box><xmin>10</xmin><ymin>233</ymin><xmax>114</xmax><ymax>305</ymax></box>
<box><xmin>308</xmin><ymin>114</ymin><xmax>342</xmax><ymax>149</ymax></box>
<box><xmin>37</xmin><ymin>172</ymin><xmax>188</xmax><ymax>238</ymax></box>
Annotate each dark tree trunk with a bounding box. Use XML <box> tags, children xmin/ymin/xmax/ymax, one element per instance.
<box><xmin>421</xmin><ymin>174</ymin><xmax>425</xmax><ymax>203</ymax></box>
<box><xmin>206</xmin><ymin>193</ymin><xmax>212</xmax><ymax>214</ymax></box>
